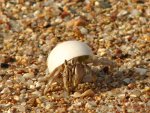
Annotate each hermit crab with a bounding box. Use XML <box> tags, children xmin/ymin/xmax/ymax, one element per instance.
<box><xmin>44</xmin><ymin>41</ymin><xmax>115</xmax><ymax>95</ymax></box>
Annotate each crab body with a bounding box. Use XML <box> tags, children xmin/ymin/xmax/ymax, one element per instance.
<box><xmin>44</xmin><ymin>57</ymin><xmax>96</xmax><ymax>94</ymax></box>
<box><xmin>44</xmin><ymin>55</ymin><xmax>115</xmax><ymax>94</ymax></box>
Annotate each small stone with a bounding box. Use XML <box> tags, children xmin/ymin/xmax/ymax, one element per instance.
<box><xmin>17</xmin><ymin>76</ymin><xmax>26</xmax><ymax>83</ymax></box>
<box><xmin>36</xmin><ymin>98</ymin><xmax>42</xmax><ymax>104</ymax></box>
<box><xmin>32</xmin><ymin>91</ymin><xmax>41</xmax><ymax>97</ymax></box>
<box><xmin>142</xmin><ymin>87</ymin><xmax>150</xmax><ymax>92</ymax></box>
<box><xmin>23</xmin><ymin>73</ymin><xmax>34</xmax><ymax>79</ymax></box>
<box><xmin>1</xmin><ymin>87</ymin><xmax>11</xmax><ymax>94</ymax></box>
<box><xmin>74</xmin><ymin>17</ymin><xmax>87</xmax><ymax>27</ymax></box>
<box><xmin>135</xmin><ymin>68</ymin><xmax>147</xmax><ymax>75</ymax></box>
<box><xmin>29</xmin><ymin>85</ymin><xmax>35</xmax><ymax>89</ymax></box>
<box><xmin>26</xmin><ymin>80</ymin><xmax>34</xmax><ymax>86</ymax></box>
<box><xmin>139</xmin><ymin>17</ymin><xmax>147</xmax><ymax>23</ymax></box>
<box><xmin>99</xmin><ymin>0</ymin><xmax>111</xmax><ymax>8</ymax></box>
<box><xmin>85</xmin><ymin>101</ymin><xmax>97</xmax><ymax>109</ymax></box>
<box><xmin>68</xmin><ymin>105</ymin><xmax>74</xmax><ymax>111</ymax></box>
<box><xmin>33</xmin><ymin>10</ymin><xmax>41</xmax><ymax>17</ymax></box>
<box><xmin>117</xmin><ymin>10</ymin><xmax>128</xmax><ymax>17</ymax></box>
<box><xmin>123</xmin><ymin>78</ymin><xmax>131</xmax><ymax>84</ymax></box>
<box><xmin>71</xmin><ymin>89</ymin><xmax>94</xmax><ymax>98</ymax></box>
<box><xmin>118</xmin><ymin>94</ymin><xmax>126</xmax><ymax>98</ymax></box>
<box><xmin>55</xmin><ymin>17</ymin><xmax>62</xmax><ymax>23</ymax></box>
<box><xmin>0</xmin><ymin>63</ymin><xmax>9</xmax><ymax>68</ymax></box>
<box><xmin>14</xmin><ymin>95</ymin><xmax>20</xmax><ymax>101</ymax></box>
<box><xmin>5</xmin><ymin>80</ymin><xmax>13</xmax><ymax>87</ymax></box>
<box><xmin>128</xmin><ymin>83</ymin><xmax>135</xmax><ymax>89</ymax></box>
<box><xmin>73</xmin><ymin>102</ymin><xmax>82</xmax><ymax>107</ymax></box>
<box><xmin>95</xmin><ymin>1</ymin><xmax>100</xmax><ymax>6</ymax></box>
<box><xmin>98</xmin><ymin>48</ymin><xmax>107</xmax><ymax>56</ymax></box>
<box><xmin>130</xmin><ymin>9</ymin><xmax>141</xmax><ymax>17</ymax></box>
<box><xmin>130</xmin><ymin>90</ymin><xmax>141</xmax><ymax>97</ymax></box>
<box><xmin>79</xmin><ymin>27</ymin><xmax>88</xmax><ymax>34</ymax></box>
<box><xmin>85</xmin><ymin>102</ymin><xmax>92</xmax><ymax>109</ymax></box>
<box><xmin>27</xmin><ymin>98</ymin><xmax>36</xmax><ymax>106</ymax></box>
<box><xmin>30</xmin><ymin>34</ymin><xmax>37</xmax><ymax>40</ymax></box>
<box><xmin>38</xmin><ymin>55</ymin><xmax>45</xmax><ymax>63</ymax></box>
<box><xmin>35</xmin><ymin>81</ymin><xmax>44</xmax><ymax>88</ymax></box>
<box><xmin>16</xmin><ymin>105</ymin><xmax>26</xmax><ymax>112</ymax></box>
<box><xmin>45</xmin><ymin>102</ymin><xmax>54</xmax><ymax>109</ymax></box>
<box><xmin>55</xmin><ymin>107</ymin><xmax>67</xmax><ymax>113</ymax></box>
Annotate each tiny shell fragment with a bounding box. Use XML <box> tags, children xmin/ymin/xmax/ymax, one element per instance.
<box><xmin>71</xmin><ymin>89</ymin><xmax>94</xmax><ymax>98</ymax></box>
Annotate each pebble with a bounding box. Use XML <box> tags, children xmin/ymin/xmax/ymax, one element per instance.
<box><xmin>128</xmin><ymin>83</ymin><xmax>135</xmax><ymax>89</ymax></box>
<box><xmin>14</xmin><ymin>95</ymin><xmax>20</xmax><ymax>101</ymax></box>
<box><xmin>33</xmin><ymin>10</ymin><xmax>41</xmax><ymax>17</ymax></box>
<box><xmin>95</xmin><ymin>1</ymin><xmax>100</xmax><ymax>6</ymax></box>
<box><xmin>98</xmin><ymin>48</ymin><xmax>107</xmax><ymax>56</ymax></box>
<box><xmin>55</xmin><ymin>107</ymin><xmax>66</xmax><ymax>113</ymax></box>
<box><xmin>32</xmin><ymin>91</ymin><xmax>42</xmax><ymax>97</ymax></box>
<box><xmin>130</xmin><ymin>90</ymin><xmax>141</xmax><ymax>97</ymax></box>
<box><xmin>117</xmin><ymin>10</ymin><xmax>128</xmax><ymax>17</ymax></box>
<box><xmin>35</xmin><ymin>81</ymin><xmax>44</xmax><ymax>88</ymax></box>
<box><xmin>73</xmin><ymin>102</ymin><xmax>83</xmax><ymax>107</ymax></box>
<box><xmin>55</xmin><ymin>17</ymin><xmax>62</xmax><ymax>23</ymax></box>
<box><xmin>135</xmin><ymin>68</ymin><xmax>147</xmax><ymax>75</ymax></box>
<box><xmin>27</xmin><ymin>98</ymin><xmax>36</xmax><ymax>106</ymax></box>
<box><xmin>1</xmin><ymin>87</ymin><xmax>11</xmax><ymax>94</ymax></box>
<box><xmin>45</xmin><ymin>102</ymin><xmax>54</xmax><ymax>109</ymax></box>
<box><xmin>23</xmin><ymin>73</ymin><xmax>34</xmax><ymax>79</ymax></box>
<box><xmin>15</xmin><ymin>105</ymin><xmax>26</xmax><ymax>112</ymax></box>
<box><xmin>26</xmin><ymin>80</ymin><xmax>34</xmax><ymax>86</ymax></box>
<box><xmin>118</xmin><ymin>93</ymin><xmax>126</xmax><ymax>98</ymax></box>
<box><xmin>130</xmin><ymin>9</ymin><xmax>141</xmax><ymax>17</ymax></box>
<box><xmin>5</xmin><ymin>80</ymin><xmax>13</xmax><ymax>87</ymax></box>
<box><xmin>85</xmin><ymin>101</ymin><xmax>97</xmax><ymax>109</ymax></box>
<box><xmin>29</xmin><ymin>84</ymin><xmax>35</xmax><ymax>89</ymax></box>
<box><xmin>74</xmin><ymin>17</ymin><xmax>87</xmax><ymax>27</ymax></box>
<box><xmin>79</xmin><ymin>27</ymin><xmax>88</xmax><ymax>34</ymax></box>
<box><xmin>123</xmin><ymin>78</ymin><xmax>131</xmax><ymax>84</ymax></box>
<box><xmin>0</xmin><ymin>103</ymin><xmax>11</xmax><ymax>108</ymax></box>
<box><xmin>36</xmin><ymin>98</ymin><xmax>42</xmax><ymax>104</ymax></box>
<box><xmin>17</xmin><ymin>76</ymin><xmax>26</xmax><ymax>83</ymax></box>
<box><xmin>142</xmin><ymin>87</ymin><xmax>150</xmax><ymax>92</ymax></box>
<box><xmin>99</xmin><ymin>0</ymin><xmax>111</xmax><ymax>8</ymax></box>
<box><xmin>0</xmin><ymin>63</ymin><xmax>9</xmax><ymax>68</ymax></box>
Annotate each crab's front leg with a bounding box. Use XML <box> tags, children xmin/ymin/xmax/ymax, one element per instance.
<box><xmin>63</xmin><ymin>60</ymin><xmax>73</xmax><ymax>94</ymax></box>
<box><xmin>44</xmin><ymin>66</ymin><xmax>63</xmax><ymax>94</ymax></box>
<box><xmin>84</xmin><ymin>64</ymin><xmax>97</xmax><ymax>82</ymax></box>
<box><xmin>73</xmin><ymin>62</ymin><xmax>85</xmax><ymax>88</ymax></box>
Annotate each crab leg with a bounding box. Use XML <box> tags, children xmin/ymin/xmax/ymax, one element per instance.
<box><xmin>85</xmin><ymin>56</ymin><xmax>116</xmax><ymax>67</ymax></box>
<box><xmin>63</xmin><ymin>60</ymin><xmax>73</xmax><ymax>94</ymax></box>
<box><xmin>73</xmin><ymin>62</ymin><xmax>85</xmax><ymax>87</ymax></box>
<box><xmin>44</xmin><ymin>66</ymin><xmax>63</xmax><ymax>94</ymax></box>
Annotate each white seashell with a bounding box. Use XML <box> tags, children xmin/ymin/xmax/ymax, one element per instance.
<box><xmin>47</xmin><ymin>40</ymin><xmax>93</xmax><ymax>74</ymax></box>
